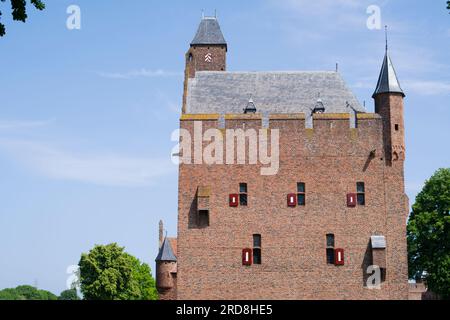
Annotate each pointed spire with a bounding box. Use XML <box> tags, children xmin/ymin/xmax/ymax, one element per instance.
<box><xmin>191</xmin><ymin>14</ymin><xmax>227</xmax><ymax>48</ymax></box>
<box><xmin>372</xmin><ymin>29</ymin><xmax>405</xmax><ymax>98</ymax></box>
<box><xmin>385</xmin><ymin>25</ymin><xmax>388</xmax><ymax>52</ymax></box>
<box><xmin>155</xmin><ymin>237</ymin><xmax>177</xmax><ymax>262</ymax></box>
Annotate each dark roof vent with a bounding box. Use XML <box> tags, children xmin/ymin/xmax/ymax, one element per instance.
<box><xmin>313</xmin><ymin>98</ymin><xmax>325</xmax><ymax>114</ymax></box>
<box><xmin>244</xmin><ymin>98</ymin><xmax>257</xmax><ymax>114</ymax></box>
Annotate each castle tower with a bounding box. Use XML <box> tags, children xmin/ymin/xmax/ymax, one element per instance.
<box><xmin>373</xmin><ymin>34</ymin><xmax>409</xmax><ymax>299</ymax></box>
<box><xmin>174</xmin><ymin>18</ymin><xmax>410</xmax><ymax>300</ymax></box>
<box><xmin>182</xmin><ymin>15</ymin><xmax>227</xmax><ymax>113</ymax></box>
<box><xmin>373</xmin><ymin>40</ymin><xmax>406</xmax><ymax>165</ymax></box>
<box><xmin>155</xmin><ymin>237</ymin><xmax>177</xmax><ymax>300</ymax></box>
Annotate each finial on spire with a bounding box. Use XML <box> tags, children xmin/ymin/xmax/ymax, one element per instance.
<box><xmin>214</xmin><ymin>9</ymin><xmax>217</xmax><ymax>18</ymax></box>
<box><xmin>201</xmin><ymin>9</ymin><xmax>205</xmax><ymax>19</ymax></box>
<box><xmin>385</xmin><ymin>25</ymin><xmax>388</xmax><ymax>52</ymax></box>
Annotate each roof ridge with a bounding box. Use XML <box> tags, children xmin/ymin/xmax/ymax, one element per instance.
<box><xmin>195</xmin><ymin>70</ymin><xmax>339</xmax><ymax>75</ymax></box>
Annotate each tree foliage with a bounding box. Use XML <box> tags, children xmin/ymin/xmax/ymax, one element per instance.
<box><xmin>0</xmin><ymin>285</ymin><xmax>57</xmax><ymax>300</ymax></box>
<box><xmin>78</xmin><ymin>243</ymin><xmax>158</xmax><ymax>300</ymax></box>
<box><xmin>58</xmin><ymin>288</ymin><xmax>80</xmax><ymax>300</ymax></box>
<box><xmin>0</xmin><ymin>0</ymin><xmax>45</xmax><ymax>37</ymax></box>
<box><xmin>407</xmin><ymin>168</ymin><xmax>450</xmax><ymax>299</ymax></box>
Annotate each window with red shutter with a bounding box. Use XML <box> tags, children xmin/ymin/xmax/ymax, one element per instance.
<box><xmin>242</xmin><ymin>248</ymin><xmax>252</xmax><ymax>266</ymax></box>
<box><xmin>347</xmin><ymin>193</ymin><xmax>356</xmax><ymax>207</ymax></box>
<box><xmin>334</xmin><ymin>248</ymin><xmax>345</xmax><ymax>265</ymax></box>
<box><xmin>229</xmin><ymin>194</ymin><xmax>239</xmax><ymax>207</ymax></box>
<box><xmin>287</xmin><ymin>193</ymin><xmax>297</xmax><ymax>207</ymax></box>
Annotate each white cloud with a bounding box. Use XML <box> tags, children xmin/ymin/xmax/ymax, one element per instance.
<box><xmin>0</xmin><ymin>119</ymin><xmax>53</xmax><ymax>130</ymax></box>
<box><xmin>97</xmin><ymin>69</ymin><xmax>182</xmax><ymax>79</ymax></box>
<box><xmin>275</xmin><ymin>0</ymin><xmax>364</xmax><ymax>13</ymax></box>
<box><xmin>403</xmin><ymin>80</ymin><xmax>450</xmax><ymax>96</ymax></box>
<box><xmin>0</xmin><ymin>139</ymin><xmax>176</xmax><ymax>187</ymax></box>
<box><xmin>270</xmin><ymin>0</ymin><xmax>368</xmax><ymax>27</ymax></box>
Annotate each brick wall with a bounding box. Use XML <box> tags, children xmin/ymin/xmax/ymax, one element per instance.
<box><xmin>175</xmin><ymin>114</ymin><xmax>409</xmax><ymax>299</ymax></box>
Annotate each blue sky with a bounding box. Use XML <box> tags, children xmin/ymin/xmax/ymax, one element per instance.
<box><xmin>0</xmin><ymin>0</ymin><xmax>449</xmax><ymax>295</ymax></box>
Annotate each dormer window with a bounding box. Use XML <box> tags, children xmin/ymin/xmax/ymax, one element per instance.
<box><xmin>244</xmin><ymin>98</ymin><xmax>257</xmax><ymax>114</ymax></box>
<box><xmin>313</xmin><ymin>97</ymin><xmax>325</xmax><ymax>114</ymax></box>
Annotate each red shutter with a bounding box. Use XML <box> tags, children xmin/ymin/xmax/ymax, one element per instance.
<box><xmin>242</xmin><ymin>248</ymin><xmax>252</xmax><ymax>266</ymax></box>
<box><xmin>229</xmin><ymin>194</ymin><xmax>239</xmax><ymax>207</ymax></box>
<box><xmin>347</xmin><ymin>193</ymin><xmax>356</xmax><ymax>207</ymax></box>
<box><xmin>287</xmin><ymin>193</ymin><xmax>297</xmax><ymax>207</ymax></box>
<box><xmin>334</xmin><ymin>248</ymin><xmax>345</xmax><ymax>265</ymax></box>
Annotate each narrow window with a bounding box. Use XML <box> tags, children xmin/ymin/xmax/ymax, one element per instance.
<box><xmin>357</xmin><ymin>182</ymin><xmax>365</xmax><ymax>206</ymax></box>
<box><xmin>326</xmin><ymin>234</ymin><xmax>335</xmax><ymax>264</ymax></box>
<box><xmin>297</xmin><ymin>182</ymin><xmax>306</xmax><ymax>206</ymax></box>
<box><xmin>198</xmin><ymin>210</ymin><xmax>209</xmax><ymax>228</ymax></box>
<box><xmin>253</xmin><ymin>234</ymin><xmax>261</xmax><ymax>264</ymax></box>
<box><xmin>395</xmin><ymin>124</ymin><xmax>399</xmax><ymax>131</ymax></box>
<box><xmin>239</xmin><ymin>183</ymin><xmax>248</xmax><ymax>206</ymax></box>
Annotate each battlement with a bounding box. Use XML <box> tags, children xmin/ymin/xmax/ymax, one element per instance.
<box><xmin>180</xmin><ymin>112</ymin><xmax>382</xmax><ymax>131</ymax></box>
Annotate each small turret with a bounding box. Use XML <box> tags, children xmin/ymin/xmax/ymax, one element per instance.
<box><xmin>373</xmin><ymin>28</ymin><xmax>406</xmax><ymax>165</ymax></box>
<box><xmin>155</xmin><ymin>237</ymin><xmax>177</xmax><ymax>295</ymax></box>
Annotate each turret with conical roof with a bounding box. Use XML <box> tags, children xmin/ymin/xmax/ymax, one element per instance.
<box><xmin>373</xmin><ymin>30</ymin><xmax>406</xmax><ymax>165</ymax></box>
<box><xmin>155</xmin><ymin>235</ymin><xmax>177</xmax><ymax>299</ymax></box>
<box><xmin>373</xmin><ymin>52</ymin><xmax>405</xmax><ymax>98</ymax></box>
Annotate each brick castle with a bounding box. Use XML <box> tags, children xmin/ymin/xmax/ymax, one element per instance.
<box><xmin>155</xmin><ymin>16</ymin><xmax>409</xmax><ymax>300</ymax></box>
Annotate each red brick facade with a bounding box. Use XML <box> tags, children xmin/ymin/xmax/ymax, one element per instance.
<box><xmin>156</xmin><ymin>18</ymin><xmax>409</xmax><ymax>300</ymax></box>
<box><xmin>175</xmin><ymin>114</ymin><xmax>409</xmax><ymax>299</ymax></box>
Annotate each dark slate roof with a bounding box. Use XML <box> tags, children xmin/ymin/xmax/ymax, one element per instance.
<box><xmin>155</xmin><ymin>237</ymin><xmax>177</xmax><ymax>262</ymax></box>
<box><xmin>186</xmin><ymin>71</ymin><xmax>365</xmax><ymax>114</ymax></box>
<box><xmin>191</xmin><ymin>17</ymin><xmax>227</xmax><ymax>46</ymax></box>
<box><xmin>373</xmin><ymin>52</ymin><xmax>404</xmax><ymax>98</ymax></box>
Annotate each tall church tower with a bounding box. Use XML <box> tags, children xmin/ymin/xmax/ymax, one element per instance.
<box><xmin>182</xmin><ymin>16</ymin><xmax>227</xmax><ymax>113</ymax></box>
<box><xmin>373</xmin><ymin>40</ymin><xmax>406</xmax><ymax>165</ymax></box>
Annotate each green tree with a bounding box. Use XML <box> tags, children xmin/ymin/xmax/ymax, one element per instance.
<box><xmin>448</xmin><ymin>1</ymin><xmax>450</xmax><ymax>10</ymax></box>
<box><xmin>128</xmin><ymin>254</ymin><xmax>159</xmax><ymax>300</ymax></box>
<box><xmin>58</xmin><ymin>288</ymin><xmax>80</xmax><ymax>300</ymax></box>
<box><xmin>0</xmin><ymin>285</ymin><xmax>57</xmax><ymax>300</ymax></box>
<box><xmin>78</xmin><ymin>243</ymin><xmax>158</xmax><ymax>300</ymax></box>
<box><xmin>0</xmin><ymin>0</ymin><xmax>45</xmax><ymax>37</ymax></box>
<box><xmin>407</xmin><ymin>168</ymin><xmax>450</xmax><ymax>299</ymax></box>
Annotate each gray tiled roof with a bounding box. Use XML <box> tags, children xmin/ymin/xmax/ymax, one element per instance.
<box><xmin>155</xmin><ymin>238</ymin><xmax>177</xmax><ymax>262</ymax></box>
<box><xmin>186</xmin><ymin>71</ymin><xmax>365</xmax><ymax>114</ymax></box>
<box><xmin>373</xmin><ymin>52</ymin><xmax>404</xmax><ymax>98</ymax></box>
<box><xmin>191</xmin><ymin>17</ymin><xmax>227</xmax><ymax>46</ymax></box>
